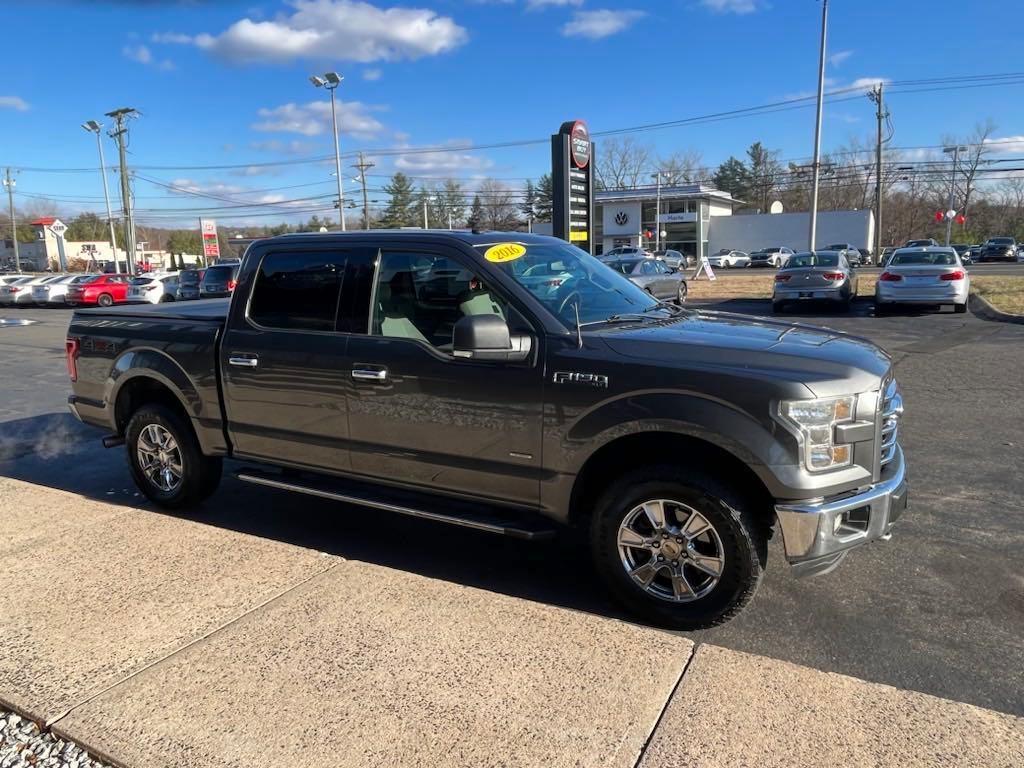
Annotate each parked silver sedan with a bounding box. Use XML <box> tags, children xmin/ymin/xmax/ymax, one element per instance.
<box><xmin>772</xmin><ymin>250</ymin><xmax>858</xmax><ymax>313</ymax></box>
<box><xmin>606</xmin><ymin>257</ymin><xmax>688</xmax><ymax>303</ymax></box>
<box><xmin>875</xmin><ymin>247</ymin><xmax>968</xmax><ymax>314</ymax></box>
<box><xmin>33</xmin><ymin>274</ymin><xmax>100</xmax><ymax>306</ymax></box>
<box><xmin>0</xmin><ymin>275</ymin><xmax>63</xmax><ymax>306</ymax></box>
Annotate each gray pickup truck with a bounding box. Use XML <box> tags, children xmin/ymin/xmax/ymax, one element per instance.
<box><xmin>66</xmin><ymin>231</ymin><xmax>907</xmax><ymax>629</ymax></box>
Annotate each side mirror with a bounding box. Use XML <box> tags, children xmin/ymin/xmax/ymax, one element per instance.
<box><xmin>453</xmin><ymin>314</ymin><xmax>532</xmax><ymax>362</ymax></box>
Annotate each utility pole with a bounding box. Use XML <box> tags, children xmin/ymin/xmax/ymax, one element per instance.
<box><xmin>868</xmin><ymin>83</ymin><xmax>887</xmax><ymax>261</ymax></box>
<box><xmin>82</xmin><ymin>121</ymin><xmax>120</xmax><ymax>272</ymax></box>
<box><xmin>808</xmin><ymin>0</ymin><xmax>828</xmax><ymax>252</ymax></box>
<box><xmin>943</xmin><ymin>145</ymin><xmax>966</xmax><ymax>247</ymax></box>
<box><xmin>3</xmin><ymin>169</ymin><xmax>19</xmax><ymax>272</ymax></box>
<box><xmin>423</xmin><ymin>198</ymin><xmax>429</xmax><ymax>229</ymax></box>
<box><xmin>352</xmin><ymin>152</ymin><xmax>374</xmax><ymax>229</ymax></box>
<box><xmin>106</xmin><ymin>107</ymin><xmax>139</xmax><ymax>274</ymax></box>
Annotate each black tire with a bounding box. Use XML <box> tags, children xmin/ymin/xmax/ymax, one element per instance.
<box><xmin>772</xmin><ymin>301</ymin><xmax>784</xmax><ymax>314</ymax></box>
<box><xmin>874</xmin><ymin>301</ymin><xmax>888</xmax><ymax>315</ymax></box>
<box><xmin>97</xmin><ymin>293</ymin><xmax>113</xmax><ymax>308</ymax></box>
<box><xmin>954</xmin><ymin>302</ymin><xmax>967</xmax><ymax>314</ymax></box>
<box><xmin>676</xmin><ymin>281</ymin><xmax>688</xmax><ymax>304</ymax></box>
<box><xmin>590</xmin><ymin>465</ymin><xmax>766</xmax><ymax>630</ymax></box>
<box><xmin>126</xmin><ymin>403</ymin><xmax>222</xmax><ymax>510</ymax></box>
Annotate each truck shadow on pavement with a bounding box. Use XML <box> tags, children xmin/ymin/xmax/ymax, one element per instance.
<box><xmin>0</xmin><ymin>410</ymin><xmax>624</xmax><ymax>623</ymax></box>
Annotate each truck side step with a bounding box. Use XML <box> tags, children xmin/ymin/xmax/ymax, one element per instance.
<box><xmin>234</xmin><ymin>467</ymin><xmax>557</xmax><ymax>541</ymax></box>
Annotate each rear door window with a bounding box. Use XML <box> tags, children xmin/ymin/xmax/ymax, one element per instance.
<box><xmin>248</xmin><ymin>251</ymin><xmax>346</xmax><ymax>332</ymax></box>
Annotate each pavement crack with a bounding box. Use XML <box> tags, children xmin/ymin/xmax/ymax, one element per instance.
<box><xmin>42</xmin><ymin>559</ymin><xmax>343</xmax><ymax>729</ymax></box>
<box><xmin>630</xmin><ymin>641</ymin><xmax>698</xmax><ymax>768</ymax></box>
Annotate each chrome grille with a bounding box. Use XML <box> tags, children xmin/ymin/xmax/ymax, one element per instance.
<box><xmin>879</xmin><ymin>377</ymin><xmax>902</xmax><ymax>468</ymax></box>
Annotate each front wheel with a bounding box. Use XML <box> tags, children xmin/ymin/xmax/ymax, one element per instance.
<box><xmin>97</xmin><ymin>293</ymin><xmax>113</xmax><ymax>308</ymax></box>
<box><xmin>590</xmin><ymin>466</ymin><xmax>766</xmax><ymax>629</ymax></box>
<box><xmin>126</xmin><ymin>403</ymin><xmax>222</xmax><ymax>510</ymax></box>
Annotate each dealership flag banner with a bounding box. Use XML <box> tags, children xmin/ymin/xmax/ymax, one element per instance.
<box><xmin>200</xmin><ymin>218</ymin><xmax>220</xmax><ymax>260</ymax></box>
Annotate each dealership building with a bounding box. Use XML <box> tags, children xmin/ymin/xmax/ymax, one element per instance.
<box><xmin>592</xmin><ymin>184</ymin><xmax>875</xmax><ymax>258</ymax></box>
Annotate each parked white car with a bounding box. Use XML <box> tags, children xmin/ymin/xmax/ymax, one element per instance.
<box><xmin>0</xmin><ymin>275</ymin><xmax>63</xmax><ymax>306</ymax></box>
<box><xmin>875</xmin><ymin>247</ymin><xmax>968</xmax><ymax>314</ymax></box>
<box><xmin>33</xmin><ymin>274</ymin><xmax>100</xmax><ymax>306</ymax></box>
<box><xmin>0</xmin><ymin>274</ymin><xmax>31</xmax><ymax>286</ymax></box>
<box><xmin>708</xmin><ymin>250</ymin><xmax>751</xmax><ymax>268</ymax></box>
<box><xmin>126</xmin><ymin>273</ymin><xmax>179</xmax><ymax>304</ymax></box>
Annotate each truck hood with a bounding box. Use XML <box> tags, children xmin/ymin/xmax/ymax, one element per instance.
<box><xmin>597</xmin><ymin>310</ymin><xmax>891</xmax><ymax>397</ymax></box>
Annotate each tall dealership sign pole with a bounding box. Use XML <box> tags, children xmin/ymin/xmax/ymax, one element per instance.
<box><xmin>551</xmin><ymin>120</ymin><xmax>595</xmax><ymax>255</ymax></box>
<box><xmin>808</xmin><ymin>0</ymin><xmax>828</xmax><ymax>252</ymax></box>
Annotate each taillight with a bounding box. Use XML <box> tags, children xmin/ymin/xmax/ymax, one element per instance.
<box><xmin>879</xmin><ymin>271</ymin><xmax>903</xmax><ymax>282</ymax></box>
<box><xmin>774</xmin><ymin>274</ymin><xmax>791</xmax><ymax>282</ymax></box>
<box><xmin>66</xmin><ymin>338</ymin><xmax>80</xmax><ymax>382</ymax></box>
<box><xmin>9</xmin><ymin>286</ymin><xmax>20</xmax><ymax>293</ymax></box>
<box><xmin>822</xmin><ymin>272</ymin><xmax>844</xmax><ymax>281</ymax></box>
<box><xmin>227</xmin><ymin>279</ymin><xmax>237</xmax><ymax>291</ymax></box>
<box><xmin>940</xmin><ymin>270</ymin><xmax>965</xmax><ymax>281</ymax></box>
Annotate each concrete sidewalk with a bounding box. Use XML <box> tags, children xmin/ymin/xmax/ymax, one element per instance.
<box><xmin>1</xmin><ymin>478</ymin><xmax>1021</xmax><ymax>767</ymax></box>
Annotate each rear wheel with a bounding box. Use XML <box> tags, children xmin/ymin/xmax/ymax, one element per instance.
<box><xmin>954</xmin><ymin>302</ymin><xmax>967</xmax><ymax>314</ymax></box>
<box><xmin>590</xmin><ymin>465</ymin><xmax>766</xmax><ymax>630</ymax></box>
<box><xmin>676</xmin><ymin>281</ymin><xmax>688</xmax><ymax>304</ymax></box>
<box><xmin>772</xmin><ymin>301</ymin><xmax>784</xmax><ymax>314</ymax></box>
<box><xmin>126</xmin><ymin>403</ymin><xmax>222</xmax><ymax>510</ymax></box>
<box><xmin>97</xmin><ymin>293</ymin><xmax>113</xmax><ymax>308</ymax></box>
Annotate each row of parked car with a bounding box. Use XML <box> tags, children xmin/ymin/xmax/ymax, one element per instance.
<box><xmin>0</xmin><ymin>262</ymin><xmax>241</xmax><ymax>308</ymax></box>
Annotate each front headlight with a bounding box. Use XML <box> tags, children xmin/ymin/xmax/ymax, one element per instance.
<box><xmin>779</xmin><ymin>395</ymin><xmax>855</xmax><ymax>472</ymax></box>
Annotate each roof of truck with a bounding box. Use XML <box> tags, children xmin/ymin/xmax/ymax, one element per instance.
<box><xmin>259</xmin><ymin>230</ymin><xmax>563</xmax><ymax>247</ymax></box>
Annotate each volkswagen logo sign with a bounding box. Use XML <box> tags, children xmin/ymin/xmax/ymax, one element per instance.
<box><xmin>614</xmin><ymin>211</ymin><xmax>629</xmax><ymax>226</ymax></box>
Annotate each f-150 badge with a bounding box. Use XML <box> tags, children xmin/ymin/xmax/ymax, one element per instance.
<box><xmin>553</xmin><ymin>372</ymin><xmax>608</xmax><ymax>388</ymax></box>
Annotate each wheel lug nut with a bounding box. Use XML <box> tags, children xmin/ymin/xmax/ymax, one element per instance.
<box><xmin>657</xmin><ymin>555</ymin><xmax>664</xmax><ymax>561</ymax></box>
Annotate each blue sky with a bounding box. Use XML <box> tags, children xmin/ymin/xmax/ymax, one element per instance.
<box><xmin>3</xmin><ymin>0</ymin><xmax>1023</xmax><ymax>227</ymax></box>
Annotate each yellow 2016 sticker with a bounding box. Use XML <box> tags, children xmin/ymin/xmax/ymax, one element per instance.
<box><xmin>484</xmin><ymin>243</ymin><xmax>527</xmax><ymax>263</ymax></box>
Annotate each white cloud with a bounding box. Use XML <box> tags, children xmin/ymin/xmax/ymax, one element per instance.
<box><xmin>985</xmin><ymin>136</ymin><xmax>1024</xmax><ymax>153</ymax></box>
<box><xmin>362</xmin><ymin>68</ymin><xmax>382</xmax><ymax>81</ymax></box>
<box><xmin>0</xmin><ymin>96</ymin><xmax>29</xmax><ymax>112</ymax></box>
<box><xmin>256</xmin><ymin>193</ymin><xmax>287</xmax><ymax>204</ymax></box>
<box><xmin>168</xmin><ymin>179</ymin><xmax>247</xmax><ymax>197</ymax></box>
<box><xmin>151</xmin><ymin>32</ymin><xmax>194</xmax><ymax>44</ymax></box>
<box><xmin>123</xmin><ymin>44</ymin><xmax>153</xmax><ymax>64</ymax></box>
<box><xmin>527</xmin><ymin>0</ymin><xmax>583</xmax><ymax>9</ymax></box>
<box><xmin>562</xmin><ymin>9</ymin><xmax>644</xmax><ymax>39</ymax></box>
<box><xmin>700</xmin><ymin>0</ymin><xmax>762</xmax><ymax>13</ymax></box>
<box><xmin>394</xmin><ymin>141</ymin><xmax>493</xmax><ymax>174</ymax></box>
<box><xmin>849</xmin><ymin>76</ymin><xmax>889</xmax><ymax>89</ymax></box>
<box><xmin>829</xmin><ymin>49</ymin><xmax>853</xmax><ymax>67</ymax></box>
<box><xmin>176</xmin><ymin>0</ymin><xmax>467</xmax><ymax>64</ymax></box>
<box><xmin>252</xmin><ymin>100</ymin><xmax>386</xmax><ymax>139</ymax></box>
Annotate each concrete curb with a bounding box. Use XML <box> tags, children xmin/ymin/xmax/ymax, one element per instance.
<box><xmin>969</xmin><ymin>292</ymin><xmax>1024</xmax><ymax>325</ymax></box>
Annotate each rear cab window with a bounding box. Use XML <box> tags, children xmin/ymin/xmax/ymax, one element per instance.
<box><xmin>247</xmin><ymin>251</ymin><xmax>346</xmax><ymax>332</ymax></box>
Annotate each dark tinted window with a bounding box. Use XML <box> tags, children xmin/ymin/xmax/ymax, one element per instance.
<box><xmin>179</xmin><ymin>270</ymin><xmax>202</xmax><ymax>285</ymax></box>
<box><xmin>203</xmin><ymin>265</ymin><xmax>238</xmax><ymax>283</ymax></box>
<box><xmin>248</xmin><ymin>251</ymin><xmax>345</xmax><ymax>331</ymax></box>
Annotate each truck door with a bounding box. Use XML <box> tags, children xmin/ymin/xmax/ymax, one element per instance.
<box><xmin>220</xmin><ymin>245</ymin><xmax>372</xmax><ymax>473</ymax></box>
<box><xmin>341</xmin><ymin>245</ymin><xmax>545</xmax><ymax>508</ymax></box>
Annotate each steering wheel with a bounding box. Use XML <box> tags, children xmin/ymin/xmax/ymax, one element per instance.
<box><xmin>557</xmin><ymin>290</ymin><xmax>582</xmax><ymax>321</ymax></box>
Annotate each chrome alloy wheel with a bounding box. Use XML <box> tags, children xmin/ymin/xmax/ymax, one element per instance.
<box><xmin>136</xmin><ymin>424</ymin><xmax>183</xmax><ymax>493</ymax></box>
<box><xmin>617</xmin><ymin>499</ymin><xmax>725</xmax><ymax>602</ymax></box>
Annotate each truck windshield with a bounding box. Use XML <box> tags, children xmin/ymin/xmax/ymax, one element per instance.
<box><xmin>476</xmin><ymin>241</ymin><xmax>664</xmax><ymax>326</ymax></box>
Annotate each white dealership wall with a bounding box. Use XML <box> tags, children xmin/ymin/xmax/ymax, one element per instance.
<box><xmin>708</xmin><ymin>210</ymin><xmax>875</xmax><ymax>254</ymax></box>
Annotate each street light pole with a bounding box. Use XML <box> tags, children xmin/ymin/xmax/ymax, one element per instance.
<box><xmin>943</xmin><ymin>145</ymin><xmax>966</xmax><ymax>247</ymax></box>
<box><xmin>652</xmin><ymin>171</ymin><xmax>664</xmax><ymax>252</ymax></box>
<box><xmin>82</xmin><ymin>121</ymin><xmax>120</xmax><ymax>273</ymax></box>
<box><xmin>808</xmin><ymin>0</ymin><xmax>829</xmax><ymax>252</ymax></box>
<box><xmin>310</xmin><ymin>72</ymin><xmax>346</xmax><ymax>231</ymax></box>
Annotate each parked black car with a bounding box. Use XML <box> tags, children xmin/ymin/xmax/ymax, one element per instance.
<box><xmin>951</xmin><ymin>244</ymin><xmax>971</xmax><ymax>265</ymax></box>
<box><xmin>67</xmin><ymin>231</ymin><xmax>907</xmax><ymax>630</ymax></box>
<box><xmin>979</xmin><ymin>237</ymin><xmax>1017</xmax><ymax>262</ymax></box>
<box><xmin>176</xmin><ymin>269</ymin><xmax>206</xmax><ymax>301</ymax></box>
<box><xmin>199</xmin><ymin>262</ymin><xmax>241</xmax><ymax>298</ymax></box>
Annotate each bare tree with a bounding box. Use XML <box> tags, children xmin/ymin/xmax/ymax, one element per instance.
<box><xmin>658</xmin><ymin>149</ymin><xmax>705</xmax><ymax>185</ymax></box>
<box><xmin>595</xmin><ymin>137</ymin><xmax>651</xmax><ymax>190</ymax></box>
<box><xmin>475</xmin><ymin>178</ymin><xmax>520</xmax><ymax>231</ymax></box>
<box><xmin>955</xmin><ymin>119</ymin><xmax>997</xmax><ymax>230</ymax></box>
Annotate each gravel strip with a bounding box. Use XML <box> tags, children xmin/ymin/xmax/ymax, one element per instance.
<box><xmin>0</xmin><ymin>711</ymin><xmax>112</xmax><ymax>768</ymax></box>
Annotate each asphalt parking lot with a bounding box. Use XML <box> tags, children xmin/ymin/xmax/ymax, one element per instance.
<box><xmin>1</xmin><ymin>300</ymin><xmax>1022</xmax><ymax>719</ymax></box>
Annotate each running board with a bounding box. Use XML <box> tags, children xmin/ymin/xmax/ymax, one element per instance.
<box><xmin>234</xmin><ymin>468</ymin><xmax>556</xmax><ymax>541</ymax></box>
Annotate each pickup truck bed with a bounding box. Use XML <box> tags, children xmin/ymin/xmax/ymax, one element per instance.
<box><xmin>78</xmin><ymin>298</ymin><xmax>229</xmax><ymax>322</ymax></box>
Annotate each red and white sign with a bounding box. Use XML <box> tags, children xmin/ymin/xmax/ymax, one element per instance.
<box><xmin>199</xmin><ymin>218</ymin><xmax>220</xmax><ymax>259</ymax></box>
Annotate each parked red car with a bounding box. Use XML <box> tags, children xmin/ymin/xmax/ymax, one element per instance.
<box><xmin>65</xmin><ymin>274</ymin><xmax>132</xmax><ymax>307</ymax></box>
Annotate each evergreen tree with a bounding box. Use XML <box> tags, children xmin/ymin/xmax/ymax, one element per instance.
<box><xmin>381</xmin><ymin>172</ymin><xmax>416</xmax><ymax>228</ymax></box>
<box><xmin>535</xmin><ymin>173</ymin><xmax>554</xmax><ymax>223</ymax></box>
<box><xmin>746</xmin><ymin>141</ymin><xmax>782</xmax><ymax>213</ymax></box>
<box><xmin>467</xmin><ymin>195</ymin><xmax>485</xmax><ymax>230</ymax></box>
<box><xmin>713</xmin><ymin>157</ymin><xmax>753</xmax><ymax>202</ymax></box>
<box><xmin>441</xmin><ymin>179</ymin><xmax>466</xmax><ymax>228</ymax></box>
<box><xmin>520</xmin><ymin>180</ymin><xmax>537</xmax><ymax>223</ymax></box>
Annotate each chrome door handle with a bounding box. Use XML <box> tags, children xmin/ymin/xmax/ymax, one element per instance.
<box><xmin>352</xmin><ymin>368</ymin><xmax>388</xmax><ymax>382</ymax></box>
<box><xmin>229</xmin><ymin>355</ymin><xmax>259</xmax><ymax>368</ymax></box>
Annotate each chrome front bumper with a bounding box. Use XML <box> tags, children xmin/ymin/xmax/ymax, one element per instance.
<box><xmin>775</xmin><ymin>444</ymin><xmax>907</xmax><ymax>577</ymax></box>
